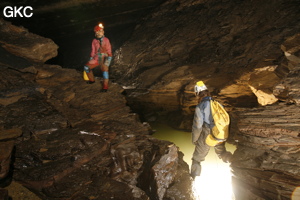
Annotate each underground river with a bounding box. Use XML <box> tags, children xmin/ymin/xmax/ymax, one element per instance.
<box><xmin>151</xmin><ymin>122</ymin><xmax>237</xmax><ymax>200</ymax></box>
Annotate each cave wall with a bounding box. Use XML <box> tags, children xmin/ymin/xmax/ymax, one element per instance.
<box><xmin>230</xmin><ymin>33</ymin><xmax>300</xmax><ymax>199</ymax></box>
<box><xmin>112</xmin><ymin>0</ymin><xmax>300</xmax><ymax>128</ymax></box>
<box><xmin>110</xmin><ymin>0</ymin><xmax>300</xmax><ymax>199</ymax></box>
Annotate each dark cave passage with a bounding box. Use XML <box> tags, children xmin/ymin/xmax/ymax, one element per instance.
<box><xmin>3</xmin><ymin>1</ymin><xmax>165</xmax><ymax>69</ymax></box>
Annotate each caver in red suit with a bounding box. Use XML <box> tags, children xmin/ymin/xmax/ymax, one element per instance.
<box><xmin>84</xmin><ymin>23</ymin><xmax>112</xmax><ymax>92</ymax></box>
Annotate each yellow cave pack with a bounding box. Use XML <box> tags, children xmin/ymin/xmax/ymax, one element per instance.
<box><xmin>205</xmin><ymin>99</ymin><xmax>230</xmax><ymax>146</ymax></box>
<box><xmin>83</xmin><ymin>71</ymin><xmax>89</xmax><ymax>81</ymax></box>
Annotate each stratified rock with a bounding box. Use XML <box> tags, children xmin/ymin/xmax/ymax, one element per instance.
<box><xmin>248</xmin><ymin>65</ymin><xmax>285</xmax><ymax>106</ymax></box>
<box><xmin>0</xmin><ymin>141</ymin><xmax>14</xmax><ymax>179</ymax></box>
<box><xmin>0</xmin><ymin>45</ymin><xmax>194</xmax><ymax>199</ymax></box>
<box><xmin>281</xmin><ymin>33</ymin><xmax>300</xmax><ymax>64</ymax></box>
<box><xmin>283</xmin><ymin>63</ymin><xmax>300</xmax><ymax>105</ymax></box>
<box><xmin>13</xmin><ymin>129</ymin><xmax>193</xmax><ymax>200</ymax></box>
<box><xmin>0</xmin><ymin>19</ymin><xmax>58</xmax><ymax>63</ymax></box>
<box><xmin>0</xmin><ymin>128</ymin><xmax>22</xmax><ymax>141</ymax></box>
<box><xmin>280</xmin><ymin>33</ymin><xmax>300</xmax><ymax>105</ymax></box>
<box><xmin>232</xmin><ymin>103</ymin><xmax>300</xmax><ymax>200</ymax></box>
<box><xmin>112</xmin><ymin>0</ymin><xmax>300</xmax><ymax>131</ymax></box>
<box><xmin>0</xmin><ymin>189</ymin><xmax>9</xmax><ymax>200</ymax></box>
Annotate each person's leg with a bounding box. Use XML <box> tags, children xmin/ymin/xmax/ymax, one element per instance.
<box><xmin>191</xmin><ymin>126</ymin><xmax>211</xmax><ymax>178</ymax></box>
<box><xmin>214</xmin><ymin>142</ymin><xmax>233</xmax><ymax>163</ymax></box>
<box><xmin>214</xmin><ymin>142</ymin><xmax>226</xmax><ymax>158</ymax></box>
<box><xmin>84</xmin><ymin>61</ymin><xmax>99</xmax><ymax>83</ymax></box>
<box><xmin>101</xmin><ymin>64</ymin><xmax>109</xmax><ymax>91</ymax></box>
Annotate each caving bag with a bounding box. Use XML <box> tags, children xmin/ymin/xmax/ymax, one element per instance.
<box><xmin>83</xmin><ymin>71</ymin><xmax>89</xmax><ymax>81</ymax></box>
<box><xmin>205</xmin><ymin>99</ymin><xmax>230</xmax><ymax>146</ymax></box>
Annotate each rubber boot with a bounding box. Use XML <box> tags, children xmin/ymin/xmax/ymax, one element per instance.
<box><xmin>190</xmin><ymin>160</ymin><xmax>202</xmax><ymax>180</ymax></box>
<box><xmin>101</xmin><ymin>79</ymin><xmax>109</xmax><ymax>92</ymax></box>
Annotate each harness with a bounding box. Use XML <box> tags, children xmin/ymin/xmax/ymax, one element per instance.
<box><xmin>97</xmin><ymin>37</ymin><xmax>108</xmax><ymax>62</ymax></box>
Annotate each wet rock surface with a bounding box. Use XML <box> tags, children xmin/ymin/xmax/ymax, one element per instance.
<box><xmin>0</xmin><ymin>21</ymin><xmax>194</xmax><ymax>200</ymax></box>
<box><xmin>0</xmin><ymin>19</ymin><xmax>58</xmax><ymax>63</ymax></box>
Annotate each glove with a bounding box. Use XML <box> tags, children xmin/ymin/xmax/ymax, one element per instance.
<box><xmin>221</xmin><ymin>151</ymin><xmax>233</xmax><ymax>163</ymax></box>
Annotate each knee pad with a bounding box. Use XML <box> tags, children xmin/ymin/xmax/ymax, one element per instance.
<box><xmin>104</xmin><ymin>56</ymin><xmax>112</xmax><ymax>67</ymax></box>
<box><xmin>84</xmin><ymin>65</ymin><xmax>90</xmax><ymax>73</ymax></box>
<box><xmin>103</xmin><ymin>71</ymin><xmax>109</xmax><ymax>79</ymax></box>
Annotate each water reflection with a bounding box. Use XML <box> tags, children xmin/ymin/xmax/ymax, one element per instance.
<box><xmin>151</xmin><ymin>122</ymin><xmax>236</xmax><ymax>200</ymax></box>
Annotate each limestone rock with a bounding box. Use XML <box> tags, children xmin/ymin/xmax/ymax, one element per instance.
<box><xmin>0</xmin><ymin>189</ymin><xmax>9</xmax><ymax>200</ymax></box>
<box><xmin>0</xmin><ymin>141</ymin><xmax>14</xmax><ymax>179</ymax></box>
<box><xmin>112</xmin><ymin>0</ymin><xmax>300</xmax><ymax>132</ymax></box>
<box><xmin>232</xmin><ymin>103</ymin><xmax>300</xmax><ymax>200</ymax></box>
<box><xmin>0</xmin><ymin>47</ymin><xmax>194</xmax><ymax>200</ymax></box>
<box><xmin>0</xmin><ymin>91</ymin><xmax>28</xmax><ymax>106</ymax></box>
<box><xmin>280</xmin><ymin>33</ymin><xmax>300</xmax><ymax>105</ymax></box>
<box><xmin>248</xmin><ymin>66</ymin><xmax>282</xmax><ymax>106</ymax></box>
<box><xmin>0</xmin><ymin>128</ymin><xmax>22</xmax><ymax>141</ymax></box>
<box><xmin>281</xmin><ymin>33</ymin><xmax>300</xmax><ymax>64</ymax></box>
<box><xmin>283</xmin><ymin>64</ymin><xmax>300</xmax><ymax>105</ymax></box>
<box><xmin>0</xmin><ymin>19</ymin><xmax>58</xmax><ymax>63</ymax></box>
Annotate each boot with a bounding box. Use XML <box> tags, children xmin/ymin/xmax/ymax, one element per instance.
<box><xmin>101</xmin><ymin>79</ymin><xmax>109</xmax><ymax>92</ymax></box>
<box><xmin>190</xmin><ymin>160</ymin><xmax>202</xmax><ymax>180</ymax></box>
<box><xmin>220</xmin><ymin>151</ymin><xmax>233</xmax><ymax>163</ymax></box>
<box><xmin>86</xmin><ymin>71</ymin><xmax>95</xmax><ymax>82</ymax></box>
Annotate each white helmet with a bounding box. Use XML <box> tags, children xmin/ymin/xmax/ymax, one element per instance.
<box><xmin>194</xmin><ymin>81</ymin><xmax>208</xmax><ymax>95</ymax></box>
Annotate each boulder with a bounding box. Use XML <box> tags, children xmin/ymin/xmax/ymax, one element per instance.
<box><xmin>0</xmin><ymin>141</ymin><xmax>14</xmax><ymax>179</ymax></box>
<box><xmin>0</xmin><ymin>19</ymin><xmax>58</xmax><ymax>63</ymax></box>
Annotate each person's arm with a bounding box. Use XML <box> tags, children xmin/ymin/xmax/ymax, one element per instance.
<box><xmin>103</xmin><ymin>38</ymin><xmax>112</xmax><ymax>66</ymax></box>
<box><xmin>105</xmin><ymin>38</ymin><xmax>112</xmax><ymax>57</ymax></box>
<box><xmin>192</xmin><ymin>105</ymin><xmax>204</xmax><ymax>144</ymax></box>
<box><xmin>203</xmin><ymin>100</ymin><xmax>211</xmax><ymax>124</ymax></box>
<box><xmin>90</xmin><ymin>39</ymin><xmax>97</xmax><ymax>59</ymax></box>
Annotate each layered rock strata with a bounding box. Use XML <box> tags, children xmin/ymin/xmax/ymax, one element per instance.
<box><xmin>231</xmin><ymin>33</ymin><xmax>300</xmax><ymax>200</ymax></box>
<box><xmin>0</xmin><ymin>20</ymin><xmax>194</xmax><ymax>200</ymax></box>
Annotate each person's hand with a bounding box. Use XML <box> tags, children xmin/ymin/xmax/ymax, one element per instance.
<box><xmin>221</xmin><ymin>151</ymin><xmax>233</xmax><ymax>163</ymax></box>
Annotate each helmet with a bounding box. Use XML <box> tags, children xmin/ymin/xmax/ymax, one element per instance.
<box><xmin>194</xmin><ymin>81</ymin><xmax>207</xmax><ymax>95</ymax></box>
<box><xmin>94</xmin><ymin>23</ymin><xmax>104</xmax><ymax>32</ymax></box>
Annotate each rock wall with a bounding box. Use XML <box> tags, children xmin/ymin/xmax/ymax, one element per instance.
<box><xmin>232</xmin><ymin>103</ymin><xmax>300</xmax><ymax>200</ymax></box>
<box><xmin>112</xmin><ymin>0</ymin><xmax>300</xmax><ymax>129</ymax></box>
<box><xmin>231</xmin><ymin>34</ymin><xmax>300</xmax><ymax>200</ymax></box>
<box><xmin>110</xmin><ymin>0</ymin><xmax>300</xmax><ymax>199</ymax></box>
